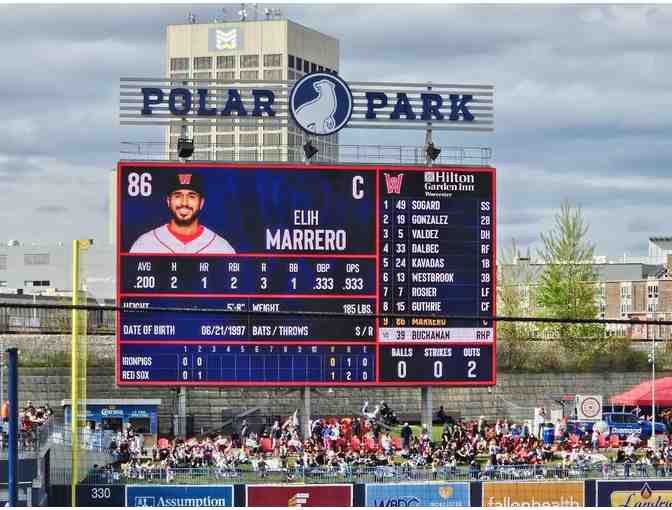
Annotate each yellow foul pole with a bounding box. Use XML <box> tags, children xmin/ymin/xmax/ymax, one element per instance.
<box><xmin>70</xmin><ymin>239</ymin><xmax>80</xmax><ymax>507</ymax></box>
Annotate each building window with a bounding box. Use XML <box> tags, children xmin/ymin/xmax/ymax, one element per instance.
<box><xmin>288</xmin><ymin>55</ymin><xmax>295</xmax><ymax>68</ymax></box>
<box><xmin>263</xmin><ymin>149</ymin><xmax>281</xmax><ymax>161</ymax></box>
<box><xmin>318</xmin><ymin>65</ymin><xmax>324</xmax><ymax>72</ymax></box>
<box><xmin>193</xmin><ymin>72</ymin><xmax>211</xmax><ymax>80</ymax></box>
<box><xmin>240</xmin><ymin>70</ymin><xmax>259</xmax><ymax>80</ymax></box>
<box><xmin>263</xmin><ymin>133</ymin><xmax>281</xmax><ymax>145</ymax></box>
<box><xmin>216</xmin><ymin>120</ymin><xmax>234</xmax><ymax>132</ymax></box>
<box><xmin>216</xmin><ymin>71</ymin><xmax>235</xmax><ymax>81</ymax></box>
<box><xmin>194</xmin><ymin>135</ymin><xmax>211</xmax><ymax>146</ymax></box>
<box><xmin>324</xmin><ymin>67</ymin><xmax>331</xmax><ymax>73</ymax></box>
<box><xmin>240</xmin><ymin>54</ymin><xmax>259</xmax><ymax>68</ymax></box>
<box><xmin>239</xmin><ymin>150</ymin><xmax>257</xmax><ymax>161</ymax></box>
<box><xmin>193</xmin><ymin>57</ymin><xmax>212</xmax><ymax>70</ymax></box>
<box><xmin>239</xmin><ymin>133</ymin><xmax>259</xmax><ymax>146</ymax></box>
<box><xmin>216</xmin><ymin>134</ymin><xmax>235</xmax><ymax>146</ymax></box>
<box><xmin>264</xmin><ymin>54</ymin><xmax>282</xmax><ymax>67</ymax></box>
<box><xmin>194</xmin><ymin>125</ymin><xmax>211</xmax><ymax>134</ymax></box>
<box><xmin>24</xmin><ymin>280</ymin><xmax>50</xmax><ymax>287</ymax></box>
<box><xmin>194</xmin><ymin>151</ymin><xmax>212</xmax><ymax>161</ymax></box>
<box><xmin>216</xmin><ymin>55</ymin><xmax>236</xmax><ymax>69</ymax></box>
<box><xmin>288</xmin><ymin>70</ymin><xmax>296</xmax><ymax>81</ymax></box>
<box><xmin>170</xmin><ymin>58</ymin><xmax>189</xmax><ymax>71</ymax></box>
<box><xmin>310</xmin><ymin>62</ymin><xmax>317</xmax><ymax>73</ymax></box>
<box><xmin>648</xmin><ymin>283</ymin><xmax>659</xmax><ymax>297</ymax></box>
<box><xmin>303</xmin><ymin>60</ymin><xmax>310</xmax><ymax>73</ymax></box>
<box><xmin>170</xmin><ymin>72</ymin><xmax>189</xmax><ymax>81</ymax></box>
<box><xmin>0</xmin><ymin>281</ymin><xmax>6</xmax><ymax>287</ymax></box>
<box><xmin>263</xmin><ymin>69</ymin><xmax>282</xmax><ymax>81</ymax></box>
<box><xmin>24</xmin><ymin>253</ymin><xmax>49</xmax><ymax>266</ymax></box>
<box><xmin>0</xmin><ymin>254</ymin><xmax>6</xmax><ymax>270</ymax></box>
<box><xmin>296</xmin><ymin>57</ymin><xmax>302</xmax><ymax>70</ymax></box>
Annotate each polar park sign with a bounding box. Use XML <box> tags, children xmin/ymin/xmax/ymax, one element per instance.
<box><xmin>120</xmin><ymin>76</ymin><xmax>494</xmax><ymax>135</ymax></box>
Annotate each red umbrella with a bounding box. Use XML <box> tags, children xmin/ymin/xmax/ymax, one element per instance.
<box><xmin>610</xmin><ymin>377</ymin><xmax>672</xmax><ymax>407</ymax></box>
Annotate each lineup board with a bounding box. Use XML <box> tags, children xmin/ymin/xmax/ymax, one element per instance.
<box><xmin>117</xmin><ymin>162</ymin><xmax>495</xmax><ymax>386</ymax></box>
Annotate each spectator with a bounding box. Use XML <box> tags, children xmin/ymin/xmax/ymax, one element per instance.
<box><xmin>436</xmin><ymin>406</ymin><xmax>447</xmax><ymax>425</ymax></box>
<box><xmin>401</xmin><ymin>422</ymin><xmax>412</xmax><ymax>451</ymax></box>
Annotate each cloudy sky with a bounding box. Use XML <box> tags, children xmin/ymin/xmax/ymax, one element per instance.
<box><xmin>1</xmin><ymin>3</ymin><xmax>670</xmax><ymax>258</ymax></box>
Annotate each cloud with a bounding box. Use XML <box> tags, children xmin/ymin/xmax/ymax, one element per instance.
<box><xmin>35</xmin><ymin>205</ymin><xmax>69</xmax><ymax>214</ymax></box>
<box><xmin>0</xmin><ymin>4</ymin><xmax>670</xmax><ymax>257</ymax></box>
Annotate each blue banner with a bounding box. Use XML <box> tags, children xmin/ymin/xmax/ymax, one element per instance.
<box><xmin>365</xmin><ymin>483</ymin><xmax>469</xmax><ymax>507</ymax></box>
<box><xmin>597</xmin><ymin>480</ymin><xmax>672</xmax><ymax>507</ymax></box>
<box><xmin>126</xmin><ymin>485</ymin><xmax>233</xmax><ymax>507</ymax></box>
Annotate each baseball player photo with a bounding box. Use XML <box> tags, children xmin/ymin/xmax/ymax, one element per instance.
<box><xmin>130</xmin><ymin>173</ymin><xmax>236</xmax><ymax>254</ymax></box>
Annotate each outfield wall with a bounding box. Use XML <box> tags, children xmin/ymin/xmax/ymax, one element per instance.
<box><xmin>48</xmin><ymin>479</ymin><xmax>672</xmax><ymax>507</ymax></box>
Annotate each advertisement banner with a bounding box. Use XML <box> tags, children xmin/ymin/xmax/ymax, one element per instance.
<box><xmin>482</xmin><ymin>481</ymin><xmax>583</xmax><ymax>507</ymax></box>
<box><xmin>126</xmin><ymin>485</ymin><xmax>233</xmax><ymax>507</ymax></box>
<box><xmin>365</xmin><ymin>482</ymin><xmax>469</xmax><ymax>507</ymax></box>
<box><xmin>597</xmin><ymin>481</ymin><xmax>672</xmax><ymax>507</ymax></box>
<box><xmin>246</xmin><ymin>484</ymin><xmax>352</xmax><ymax>507</ymax></box>
<box><xmin>575</xmin><ymin>394</ymin><xmax>603</xmax><ymax>421</ymax></box>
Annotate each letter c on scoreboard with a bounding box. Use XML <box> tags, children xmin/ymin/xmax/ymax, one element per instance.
<box><xmin>352</xmin><ymin>176</ymin><xmax>364</xmax><ymax>199</ymax></box>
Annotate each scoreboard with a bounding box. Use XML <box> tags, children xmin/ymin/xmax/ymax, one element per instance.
<box><xmin>116</xmin><ymin>162</ymin><xmax>495</xmax><ymax>386</ymax></box>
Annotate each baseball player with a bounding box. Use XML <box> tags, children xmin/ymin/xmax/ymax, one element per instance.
<box><xmin>130</xmin><ymin>173</ymin><xmax>235</xmax><ymax>254</ymax></box>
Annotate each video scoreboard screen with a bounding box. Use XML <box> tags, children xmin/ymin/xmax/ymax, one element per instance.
<box><xmin>116</xmin><ymin>162</ymin><xmax>495</xmax><ymax>386</ymax></box>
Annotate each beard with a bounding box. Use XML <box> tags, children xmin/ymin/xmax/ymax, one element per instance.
<box><xmin>171</xmin><ymin>207</ymin><xmax>201</xmax><ymax>227</ymax></box>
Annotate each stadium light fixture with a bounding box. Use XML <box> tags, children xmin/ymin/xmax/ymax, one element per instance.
<box><xmin>426</xmin><ymin>142</ymin><xmax>441</xmax><ymax>162</ymax></box>
<box><xmin>303</xmin><ymin>140</ymin><xmax>318</xmax><ymax>161</ymax></box>
<box><xmin>177</xmin><ymin>138</ymin><xmax>194</xmax><ymax>159</ymax></box>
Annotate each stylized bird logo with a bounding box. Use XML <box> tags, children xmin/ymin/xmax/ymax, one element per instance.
<box><xmin>294</xmin><ymin>79</ymin><xmax>338</xmax><ymax>134</ymax></box>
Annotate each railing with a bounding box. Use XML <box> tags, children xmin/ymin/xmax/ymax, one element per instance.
<box><xmin>47</xmin><ymin>423</ymin><xmax>114</xmax><ymax>452</ymax></box>
<box><xmin>119</xmin><ymin>142</ymin><xmax>493</xmax><ymax>166</ymax></box>
<box><xmin>53</xmin><ymin>461</ymin><xmax>672</xmax><ymax>486</ymax></box>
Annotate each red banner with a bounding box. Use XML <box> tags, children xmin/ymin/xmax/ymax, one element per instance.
<box><xmin>246</xmin><ymin>484</ymin><xmax>352</xmax><ymax>507</ymax></box>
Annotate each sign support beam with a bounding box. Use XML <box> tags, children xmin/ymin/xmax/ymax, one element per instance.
<box><xmin>302</xmin><ymin>386</ymin><xmax>311</xmax><ymax>440</ymax></box>
<box><xmin>421</xmin><ymin>386</ymin><xmax>433</xmax><ymax>432</ymax></box>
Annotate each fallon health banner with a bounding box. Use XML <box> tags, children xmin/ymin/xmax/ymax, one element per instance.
<box><xmin>482</xmin><ymin>481</ymin><xmax>583</xmax><ymax>507</ymax></box>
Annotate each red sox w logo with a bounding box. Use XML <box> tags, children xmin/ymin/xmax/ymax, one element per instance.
<box><xmin>384</xmin><ymin>173</ymin><xmax>405</xmax><ymax>194</ymax></box>
<box><xmin>178</xmin><ymin>173</ymin><xmax>192</xmax><ymax>185</ymax></box>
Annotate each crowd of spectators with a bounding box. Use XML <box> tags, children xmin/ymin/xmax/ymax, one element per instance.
<box><xmin>98</xmin><ymin>401</ymin><xmax>672</xmax><ymax>482</ymax></box>
<box><xmin>0</xmin><ymin>400</ymin><xmax>54</xmax><ymax>448</ymax></box>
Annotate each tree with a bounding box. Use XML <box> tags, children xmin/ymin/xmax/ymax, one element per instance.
<box><xmin>535</xmin><ymin>200</ymin><xmax>604</xmax><ymax>349</ymax></box>
<box><xmin>497</xmin><ymin>239</ymin><xmax>537</xmax><ymax>369</ymax></box>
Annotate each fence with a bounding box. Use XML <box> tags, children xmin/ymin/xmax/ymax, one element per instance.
<box><xmin>0</xmin><ymin>302</ymin><xmax>114</xmax><ymax>334</ymax></box>
<box><xmin>120</xmin><ymin>142</ymin><xmax>493</xmax><ymax>166</ymax></box>
<box><xmin>50</xmin><ymin>461</ymin><xmax>672</xmax><ymax>487</ymax></box>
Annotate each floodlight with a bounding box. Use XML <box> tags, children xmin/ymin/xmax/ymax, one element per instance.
<box><xmin>426</xmin><ymin>142</ymin><xmax>441</xmax><ymax>161</ymax></box>
<box><xmin>303</xmin><ymin>140</ymin><xmax>318</xmax><ymax>161</ymax></box>
<box><xmin>177</xmin><ymin>138</ymin><xmax>194</xmax><ymax>159</ymax></box>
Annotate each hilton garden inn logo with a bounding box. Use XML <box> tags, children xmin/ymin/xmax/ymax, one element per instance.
<box><xmin>424</xmin><ymin>171</ymin><xmax>475</xmax><ymax>196</ymax></box>
<box><xmin>209</xmin><ymin>28</ymin><xmax>241</xmax><ymax>51</ymax></box>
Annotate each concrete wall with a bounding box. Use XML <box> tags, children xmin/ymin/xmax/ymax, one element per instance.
<box><xmin>1</xmin><ymin>335</ymin><xmax>661</xmax><ymax>435</ymax></box>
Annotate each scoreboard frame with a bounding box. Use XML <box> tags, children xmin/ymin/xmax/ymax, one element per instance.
<box><xmin>116</xmin><ymin>161</ymin><xmax>496</xmax><ymax>387</ymax></box>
